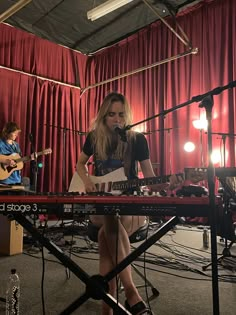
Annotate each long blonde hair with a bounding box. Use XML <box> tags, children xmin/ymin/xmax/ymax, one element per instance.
<box><xmin>90</xmin><ymin>92</ymin><xmax>135</xmax><ymax>160</ymax></box>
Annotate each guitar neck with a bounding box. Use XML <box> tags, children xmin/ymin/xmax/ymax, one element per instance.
<box><xmin>112</xmin><ymin>173</ymin><xmax>184</xmax><ymax>191</ymax></box>
<box><xmin>15</xmin><ymin>151</ymin><xmax>44</xmax><ymax>163</ymax></box>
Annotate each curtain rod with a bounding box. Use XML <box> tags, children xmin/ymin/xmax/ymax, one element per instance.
<box><xmin>81</xmin><ymin>48</ymin><xmax>198</xmax><ymax>95</ymax></box>
<box><xmin>0</xmin><ymin>65</ymin><xmax>81</xmax><ymax>90</ymax></box>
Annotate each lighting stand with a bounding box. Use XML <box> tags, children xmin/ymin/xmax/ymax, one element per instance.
<box><xmin>192</xmin><ymin>119</ymin><xmax>207</xmax><ymax>167</ymax></box>
<box><xmin>199</xmin><ymin>128</ymin><xmax>204</xmax><ymax>166</ymax></box>
<box><xmin>167</xmin><ymin>128</ymin><xmax>173</xmax><ymax>174</ymax></box>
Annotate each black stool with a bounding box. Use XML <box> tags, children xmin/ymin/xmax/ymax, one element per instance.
<box><xmin>87</xmin><ymin>221</ymin><xmax>160</xmax><ymax>300</ymax></box>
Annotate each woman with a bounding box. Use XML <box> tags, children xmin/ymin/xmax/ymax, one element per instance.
<box><xmin>76</xmin><ymin>92</ymin><xmax>171</xmax><ymax>315</ymax></box>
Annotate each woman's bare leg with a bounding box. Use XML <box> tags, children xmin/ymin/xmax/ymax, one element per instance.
<box><xmin>102</xmin><ymin>216</ymin><xmax>145</xmax><ymax>307</ymax></box>
<box><xmin>90</xmin><ymin>215</ymin><xmax>147</xmax><ymax>314</ymax></box>
<box><xmin>98</xmin><ymin>228</ymin><xmax>117</xmax><ymax>315</ymax></box>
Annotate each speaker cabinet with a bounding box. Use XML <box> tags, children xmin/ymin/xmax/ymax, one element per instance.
<box><xmin>0</xmin><ymin>216</ymin><xmax>23</xmax><ymax>255</ymax></box>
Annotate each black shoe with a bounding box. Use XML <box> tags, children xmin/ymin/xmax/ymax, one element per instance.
<box><xmin>124</xmin><ymin>300</ymin><xmax>152</xmax><ymax>315</ymax></box>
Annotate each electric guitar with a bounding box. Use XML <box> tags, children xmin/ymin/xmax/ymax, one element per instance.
<box><xmin>0</xmin><ymin>148</ymin><xmax>52</xmax><ymax>180</ymax></box>
<box><xmin>69</xmin><ymin>167</ymin><xmax>184</xmax><ymax>195</ymax></box>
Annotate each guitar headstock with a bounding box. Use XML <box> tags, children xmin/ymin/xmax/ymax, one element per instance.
<box><xmin>185</xmin><ymin>167</ymin><xmax>208</xmax><ymax>183</ymax></box>
<box><xmin>42</xmin><ymin>148</ymin><xmax>52</xmax><ymax>155</ymax></box>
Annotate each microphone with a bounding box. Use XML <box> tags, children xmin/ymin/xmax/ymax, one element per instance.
<box><xmin>29</xmin><ymin>133</ymin><xmax>36</xmax><ymax>153</ymax></box>
<box><xmin>113</xmin><ymin>124</ymin><xmax>127</xmax><ymax>142</ymax></box>
<box><xmin>113</xmin><ymin>124</ymin><xmax>122</xmax><ymax>133</ymax></box>
<box><xmin>29</xmin><ymin>133</ymin><xmax>33</xmax><ymax>143</ymax></box>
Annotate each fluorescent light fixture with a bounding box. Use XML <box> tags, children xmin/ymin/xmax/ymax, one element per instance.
<box><xmin>87</xmin><ymin>0</ymin><xmax>134</xmax><ymax>21</ymax></box>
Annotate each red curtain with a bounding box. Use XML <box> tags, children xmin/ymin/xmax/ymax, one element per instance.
<box><xmin>88</xmin><ymin>0</ymin><xmax>236</xmax><ymax>177</ymax></box>
<box><xmin>0</xmin><ymin>0</ymin><xmax>235</xmax><ymax>192</ymax></box>
<box><xmin>0</xmin><ymin>24</ymin><xmax>88</xmax><ymax>192</ymax></box>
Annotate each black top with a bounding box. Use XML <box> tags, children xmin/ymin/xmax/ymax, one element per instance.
<box><xmin>83</xmin><ymin>131</ymin><xmax>150</xmax><ymax>179</ymax></box>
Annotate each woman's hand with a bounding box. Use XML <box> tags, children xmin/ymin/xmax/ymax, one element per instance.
<box><xmin>30</xmin><ymin>152</ymin><xmax>37</xmax><ymax>160</ymax></box>
<box><xmin>83</xmin><ymin>177</ymin><xmax>97</xmax><ymax>193</ymax></box>
<box><xmin>148</xmin><ymin>183</ymin><xmax>170</xmax><ymax>192</ymax></box>
<box><xmin>168</xmin><ymin>174</ymin><xmax>184</xmax><ymax>191</ymax></box>
<box><xmin>5</xmin><ymin>158</ymin><xmax>17</xmax><ymax>167</ymax></box>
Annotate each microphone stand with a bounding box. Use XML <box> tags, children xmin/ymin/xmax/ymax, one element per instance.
<box><xmin>198</xmin><ymin>96</ymin><xmax>219</xmax><ymax>314</ymax></box>
<box><xmin>118</xmin><ymin>80</ymin><xmax>236</xmax><ymax>315</ymax></box>
<box><xmin>29</xmin><ymin>133</ymin><xmax>38</xmax><ymax>193</ymax></box>
<box><xmin>121</xmin><ymin>81</ymin><xmax>236</xmax><ymax>135</ymax></box>
<box><xmin>45</xmin><ymin>124</ymin><xmax>86</xmax><ymax>192</ymax></box>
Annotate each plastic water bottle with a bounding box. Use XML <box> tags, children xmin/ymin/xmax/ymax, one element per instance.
<box><xmin>6</xmin><ymin>269</ymin><xmax>20</xmax><ymax>315</ymax></box>
<box><xmin>203</xmin><ymin>227</ymin><xmax>209</xmax><ymax>249</ymax></box>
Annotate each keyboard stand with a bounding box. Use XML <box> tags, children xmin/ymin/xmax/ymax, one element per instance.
<box><xmin>12</xmin><ymin>213</ymin><xmax>178</xmax><ymax>314</ymax></box>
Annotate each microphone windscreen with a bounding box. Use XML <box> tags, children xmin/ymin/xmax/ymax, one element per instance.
<box><xmin>113</xmin><ymin>124</ymin><xmax>122</xmax><ymax>131</ymax></box>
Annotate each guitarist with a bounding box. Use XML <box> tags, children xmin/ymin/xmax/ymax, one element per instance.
<box><xmin>0</xmin><ymin>122</ymin><xmax>34</xmax><ymax>186</ymax></box>
<box><xmin>76</xmin><ymin>92</ymin><xmax>179</xmax><ymax>315</ymax></box>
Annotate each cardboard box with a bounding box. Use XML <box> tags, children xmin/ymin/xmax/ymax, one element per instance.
<box><xmin>0</xmin><ymin>216</ymin><xmax>23</xmax><ymax>255</ymax></box>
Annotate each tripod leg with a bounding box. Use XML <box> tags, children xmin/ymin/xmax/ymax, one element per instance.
<box><xmin>203</xmin><ymin>239</ymin><xmax>236</xmax><ymax>271</ymax></box>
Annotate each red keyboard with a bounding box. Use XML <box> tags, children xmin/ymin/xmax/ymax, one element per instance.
<box><xmin>0</xmin><ymin>194</ymin><xmax>222</xmax><ymax>217</ymax></box>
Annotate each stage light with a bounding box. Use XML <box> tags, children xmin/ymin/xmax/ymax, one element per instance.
<box><xmin>211</xmin><ymin>149</ymin><xmax>228</xmax><ymax>165</ymax></box>
<box><xmin>184</xmin><ymin>142</ymin><xmax>195</xmax><ymax>152</ymax></box>
<box><xmin>211</xmin><ymin>150</ymin><xmax>221</xmax><ymax>164</ymax></box>
<box><xmin>38</xmin><ymin>162</ymin><xmax>43</xmax><ymax>168</ymax></box>
<box><xmin>87</xmin><ymin>0</ymin><xmax>134</xmax><ymax>21</ymax></box>
<box><xmin>192</xmin><ymin>119</ymin><xmax>208</xmax><ymax>131</ymax></box>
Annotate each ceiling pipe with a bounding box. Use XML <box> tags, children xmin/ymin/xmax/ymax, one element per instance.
<box><xmin>142</xmin><ymin>0</ymin><xmax>191</xmax><ymax>48</ymax></box>
<box><xmin>0</xmin><ymin>0</ymin><xmax>32</xmax><ymax>23</ymax></box>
